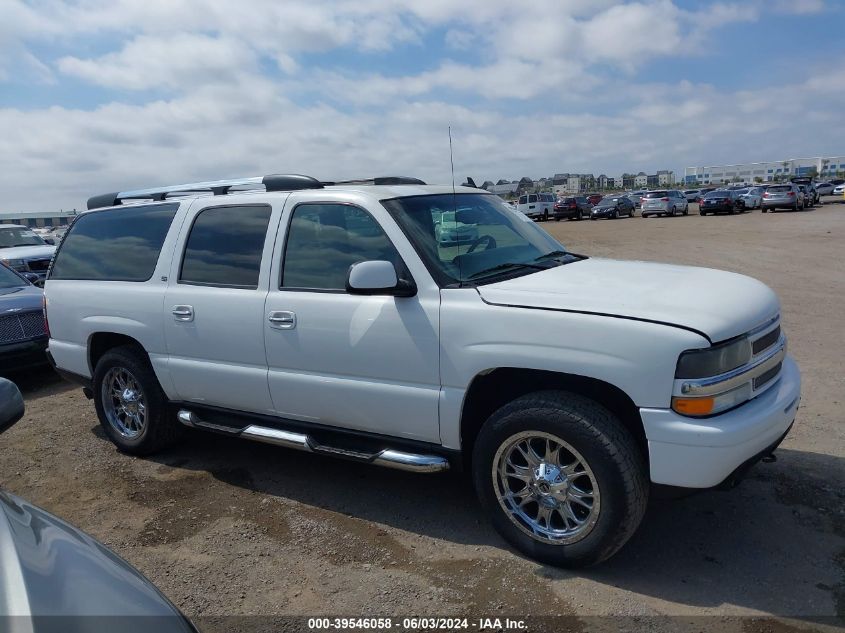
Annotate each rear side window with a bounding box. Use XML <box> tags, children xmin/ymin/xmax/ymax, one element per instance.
<box><xmin>180</xmin><ymin>205</ymin><xmax>272</xmax><ymax>289</ymax></box>
<box><xmin>50</xmin><ymin>203</ymin><xmax>178</xmax><ymax>281</ymax></box>
<box><xmin>518</xmin><ymin>195</ymin><xmax>527</xmax><ymax>205</ymax></box>
<box><xmin>528</xmin><ymin>195</ymin><xmax>538</xmax><ymax>203</ymax></box>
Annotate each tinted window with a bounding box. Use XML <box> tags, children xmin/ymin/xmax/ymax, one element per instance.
<box><xmin>644</xmin><ymin>191</ymin><xmax>668</xmax><ymax>198</ymax></box>
<box><xmin>51</xmin><ymin>204</ymin><xmax>178</xmax><ymax>281</ymax></box>
<box><xmin>283</xmin><ymin>204</ymin><xmax>402</xmax><ymax>291</ymax></box>
<box><xmin>518</xmin><ymin>195</ymin><xmax>527</xmax><ymax>205</ymax></box>
<box><xmin>0</xmin><ymin>264</ymin><xmax>25</xmax><ymax>288</ymax></box>
<box><xmin>528</xmin><ymin>195</ymin><xmax>538</xmax><ymax>203</ymax></box>
<box><xmin>179</xmin><ymin>205</ymin><xmax>271</xmax><ymax>288</ymax></box>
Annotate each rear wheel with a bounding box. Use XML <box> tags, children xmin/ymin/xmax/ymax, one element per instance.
<box><xmin>93</xmin><ymin>345</ymin><xmax>179</xmax><ymax>455</ymax></box>
<box><xmin>472</xmin><ymin>391</ymin><xmax>648</xmax><ymax>568</ymax></box>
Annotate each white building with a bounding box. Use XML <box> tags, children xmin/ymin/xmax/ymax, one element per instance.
<box><xmin>684</xmin><ymin>155</ymin><xmax>845</xmax><ymax>185</ymax></box>
<box><xmin>657</xmin><ymin>170</ymin><xmax>674</xmax><ymax>186</ymax></box>
<box><xmin>634</xmin><ymin>172</ymin><xmax>648</xmax><ymax>188</ymax></box>
<box><xmin>0</xmin><ymin>209</ymin><xmax>79</xmax><ymax>228</ymax></box>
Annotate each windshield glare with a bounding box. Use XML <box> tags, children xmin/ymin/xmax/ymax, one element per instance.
<box><xmin>644</xmin><ymin>191</ymin><xmax>668</xmax><ymax>198</ymax></box>
<box><xmin>383</xmin><ymin>193</ymin><xmax>569</xmax><ymax>285</ymax></box>
<box><xmin>0</xmin><ymin>226</ymin><xmax>46</xmax><ymax>248</ymax></box>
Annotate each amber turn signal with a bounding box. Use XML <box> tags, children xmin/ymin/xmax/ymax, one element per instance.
<box><xmin>671</xmin><ymin>396</ymin><xmax>715</xmax><ymax>416</ymax></box>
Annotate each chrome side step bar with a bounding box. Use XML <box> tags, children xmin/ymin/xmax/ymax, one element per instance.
<box><xmin>177</xmin><ymin>410</ymin><xmax>449</xmax><ymax>474</ymax></box>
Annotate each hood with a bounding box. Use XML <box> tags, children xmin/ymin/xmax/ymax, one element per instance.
<box><xmin>0</xmin><ymin>491</ymin><xmax>195</xmax><ymax>630</ymax></box>
<box><xmin>0</xmin><ymin>285</ymin><xmax>42</xmax><ymax>312</ymax></box>
<box><xmin>476</xmin><ymin>258</ymin><xmax>779</xmax><ymax>343</ymax></box>
<box><xmin>0</xmin><ymin>245</ymin><xmax>55</xmax><ymax>260</ymax></box>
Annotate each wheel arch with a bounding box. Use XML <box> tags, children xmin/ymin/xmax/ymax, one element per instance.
<box><xmin>460</xmin><ymin>368</ymin><xmax>647</xmax><ymax>467</ymax></box>
<box><xmin>88</xmin><ymin>331</ymin><xmax>147</xmax><ymax>374</ymax></box>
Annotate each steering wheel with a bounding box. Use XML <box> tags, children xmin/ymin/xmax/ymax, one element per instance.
<box><xmin>466</xmin><ymin>234</ymin><xmax>497</xmax><ymax>254</ymax></box>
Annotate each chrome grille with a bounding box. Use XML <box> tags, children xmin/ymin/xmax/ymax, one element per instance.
<box><xmin>0</xmin><ymin>311</ymin><xmax>46</xmax><ymax>343</ymax></box>
<box><xmin>753</xmin><ymin>325</ymin><xmax>781</xmax><ymax>355</ymax></box>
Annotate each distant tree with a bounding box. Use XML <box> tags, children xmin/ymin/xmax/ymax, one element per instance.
<box><xmin>753</xmin><ymin>176</ymin><xmax>763</xmax><ymax>184</ymax></box>
<box><xmin>496</xmin><ymin>179</ymin><xmax>509</xmax><ymax>185</ymax></box>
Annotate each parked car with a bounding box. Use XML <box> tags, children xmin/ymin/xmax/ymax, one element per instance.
<box><xmin>0</xmin><ymin>263</ymin><xmax>48</xmax><ymax>371</ymax></box>
<box><xmin>626</xmin><ymin>191</ymin><xmax>647</xmax><ymax>207</ymax></box>
<box><xmin>0</xmin><ymin>225</ymin><xmax>56</xmax><ymax>284</ymax></box>
<box><xmin>736</xmin><ymin>187</ymin><xmax>763</xmax><ymax>210</ymax></box>
<box><xmin>590</xmin><ymin>196</ymin><xmax>635</xmax><ymax>219</ymax></box>
<box><xmin>683</xmin><ymin>189</ymin><xmax>701</xmax><ymax>202</ymax></box>
<box><xmin>518</xmin><ymin>192</ymin><xmax>555</xmax><ymax>221</ymax></box>
<box><xmin>435</xmin><ymin>210</ymin><xmax>480</xmax><ymax>246</ymax></box>
<box><xmin>554</xmin><ymin>196</ymin><xmax>592</xmax><ymax>221</ymax></box>
<box><xmin>815</xmin><ymin>182</ymin><xmax>834</xmax><ymax>196</ymax></box>
<box><xmin>796</xmin><ymin>185</ymin><xmax>814</xmax><ymax>208</ymax></box>
<box><xmin>45</xmin><ymin>173</ymin><xmax>800</xmax><ymax>568</ymax></box>
<box><xmin>699</xmin><ymin>190</ymin><xmax>745</xmax><ymax>215</ymax></box>
<box><xmin>586</xmin><ymin>193</ymin><xmax>603</xmax><ymax>206</ymax></box>
<box><xmin>833</xmin><ymin>183</ymin><xmax>845</xmax><ymax>196</ymax></box>
<box><xmin>790</xmin><ymin>177</ymin><xmax>818</xmax><ymax>205</ymax></box>
<box><xmin>0</xmin><ymin>378</ymin><xmax>198</xmax><ymax>631</ymax></box>
<box><xmin>641</xmin><ymin>190</ymin><xmax>689</xmax><ymax>218</ymax></box>
<box><xmin>761</xmin><ymin>183</ymin><xmax>805</xmax><ymax>212</ymax></box>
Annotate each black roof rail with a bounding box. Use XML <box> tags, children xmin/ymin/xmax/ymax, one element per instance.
<box><xmin>86</xmin><ymin>174</ymin><xmax>427</xmax><ymax>210</ymax></box>
<box><xmin>322</xmin><ymin>176</ymin><xmax>426</xmax><ymax>186</ymax></box>
<box><xmin>87</xmin><ymin>173</ymin><xmax>324</xmax><ymax>210</ymax></box>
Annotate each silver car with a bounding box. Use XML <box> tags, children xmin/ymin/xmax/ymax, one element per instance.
<box><xmin>640</xmin><ymin>190</ymin><xmax>689</xmax><ymax>217</ymax></box>
<box><xmin>761</xmin><ymin>184</ymin><xmax>804</xmax><ymax>212</ymax></box>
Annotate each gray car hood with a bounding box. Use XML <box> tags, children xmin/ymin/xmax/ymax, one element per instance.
<box><xmin>0</xmin><ymin>491</ymin><xmax>195</xmax><ymax>631</ymax></box>
<box><xmin>477</xmin><ymin>258</ymin><xmax>779</xmax><ymax>343</ymax></box>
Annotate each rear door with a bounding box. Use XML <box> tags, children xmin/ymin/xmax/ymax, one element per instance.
<box><xmin>163</xmin><ymin>198</ymin><xmax>284</xmax><ymax>414</ymax></box>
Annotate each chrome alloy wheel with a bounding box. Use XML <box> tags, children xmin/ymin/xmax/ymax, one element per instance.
<box><xmin>101</xmin><ymin>367</ymin><xmax>147</xmax><ymax>439</ymax></box>
<box><xmin>493</xmin><ymin>431</ymin><xmax>601</xmax><ymax>545</ymax></box>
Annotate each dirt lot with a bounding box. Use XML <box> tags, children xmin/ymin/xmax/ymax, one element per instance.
<box><xmin>2</xmin><ymin>198</ymin><xmax>844</xmax><ymax>629</ymax></box>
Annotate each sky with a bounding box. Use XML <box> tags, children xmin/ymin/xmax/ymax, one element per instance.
<box><xmin>1</xmin><ymin>0</ymin><xmax>844</xmax><ymax>211</ymax></box>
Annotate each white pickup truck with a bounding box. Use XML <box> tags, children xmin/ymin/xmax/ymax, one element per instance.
<box><xmin>44</xmin><ymin>174</ymin><xmax>800</xmax><ymax>567</ymax></box>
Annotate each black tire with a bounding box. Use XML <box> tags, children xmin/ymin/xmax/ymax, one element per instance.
<box><xmin>543</xmin><ymin>210</ymin><xmax>549</xmax><ymax>221</ymax></box>
<box><xmin>92</xmin><ymin>344</ymin><xmax>179</xmax><ymax>455</ymax></box>
<box><xmin>612</xmin><ymin>209</ymin><xmax>619</xmax><ymax>219</ymax></box>
<box><xmin>472</xmin><ymin>391</ymin><xmax>648</xmax><ymax>568</ymax></box>
<box><xmin>792</xmin><ymin>202</ymin><xmax>799</xmax><ymax>212</ymax></box>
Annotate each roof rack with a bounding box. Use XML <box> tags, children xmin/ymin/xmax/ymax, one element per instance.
<box><xmin>87</xmin><ymin>174</ymin><xmax>427</xmax><ymax>210</ymax></box>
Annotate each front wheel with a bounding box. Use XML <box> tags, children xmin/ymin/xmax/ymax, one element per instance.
<box><xmin>93</xmin><ymin>345</ymin><xmax>179</xmax><ymax>455</ymax></box>
<box><xmin>472</xmin><ymin>391</ymin><xmax>648</xmax><ymax>568</ymax></box>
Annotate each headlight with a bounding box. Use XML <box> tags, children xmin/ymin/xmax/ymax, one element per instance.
<box><xmin>672</xmin><ymin>336</ymin><xmax>754</xmax><ymax>417</ymax></box>
<box><xmin>675</xmin><ymin>336</ymin><xmax>751</xmax><ymax>379</ymax></box>
<box><xmin>1</xmin><ymin>258</ymin><xmax>26</xmax><ymax>269</ymax></box>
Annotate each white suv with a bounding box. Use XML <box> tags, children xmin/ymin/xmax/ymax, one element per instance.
<box><xmin>45</xmin><ymin>173</ymin><xmax>800</xmax><ymax>567</ymax></box>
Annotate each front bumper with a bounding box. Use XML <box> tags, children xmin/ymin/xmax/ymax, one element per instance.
<box><xmin>640</xmin><ymin>355</ymin><xmax>800</xmax><ymax>488</ymax></box>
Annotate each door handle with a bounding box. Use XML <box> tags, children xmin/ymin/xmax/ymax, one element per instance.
<box><xmin>172</xmin><ymin>305</ymin><xmax>194</xmax><ymax>322</ymax></box>
<box><xmin>268</xmin><ymin>310</ymin><xmax>296</xmax><ymax>330</ymax></box>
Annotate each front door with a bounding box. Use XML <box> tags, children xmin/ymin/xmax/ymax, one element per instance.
<box><xmin>263</xmin><ymin>200</ymin><xmax>441</xmax><ymax>443</ymax></box>
<box><xmin>163</xmin><ymin>200</ymin><xmax>283</xmax><ymax>414</ymax></box>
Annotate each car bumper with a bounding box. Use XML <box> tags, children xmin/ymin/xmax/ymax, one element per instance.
<box><xmin>0</xmin><ymin>336</ymin><xmax>49</xmax><ymax>372</ymax></box>
<box><xmin>590</xmin><ymin>210</ymin><xmax>615</xmax><ymax>218</ymax></box>
<box><xmin>553</xmin><ymin>209</ymin><xmax>578</xmax><ymax>219</ymax></box>
<box><xmin>640</xmin><ymin>355</ymin><xmax>801</xmax><ymax>488</ymax></box>
<box><xmin>762</xmin><ymin>200</ymin><xmax>797</xmax><ymax>209</ymax></box>
<box><xmin>641</xmin><ymin>205</ymin><xmax>669</xmax><ymax>213</ymax></box>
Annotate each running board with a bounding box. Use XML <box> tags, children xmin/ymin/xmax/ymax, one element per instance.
<box><xmin>176</xmin><ymin>410</ymin><xmax>449</xmax><ymax>473</ymax></box>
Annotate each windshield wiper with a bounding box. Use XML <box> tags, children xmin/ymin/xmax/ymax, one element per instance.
<box><xmin>467</xmin><ymin>261</ymin><xmax>550</xmax><ymax>280</ymax></box>
<box><xmin>533</xmin><ymin>250</ymin><xmax>568</xmax><ymax>262</ymax></box>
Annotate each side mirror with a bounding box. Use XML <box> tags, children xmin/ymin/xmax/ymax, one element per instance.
<box><xmin>23</xmin><ymin>272</ymin><xmax>40</xmax><ymax>284</ymax></box>
<box><xmin>346</xmin><ymin>261</ymin><xmax>416</xmax><ymax>297</ymax></box>
<box><xmin>44</xmin><ymin>238</ymin><xmax>55</xmax><ymax>245</ymax></box>
<box><xmin>0</xmin><ymin>378</ymin><xmax>25</xmax><ymax>435</ymax></box>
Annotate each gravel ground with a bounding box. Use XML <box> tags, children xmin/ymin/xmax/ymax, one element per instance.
<box><xmin>1</xmin><ymin>197</ymin><xmax>843</xmax><ymax>630</ymax></box>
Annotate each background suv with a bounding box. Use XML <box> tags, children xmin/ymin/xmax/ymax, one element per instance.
<box><xmin>553</xmin><ymin>196</ymin><xmax>591</xmax><ymax>221</ymax></box>
<box><xmin>762</xmin><ymin>184</ymin><xmax>804</xmax><ymax>212</ymax></box>
<box><xmin>517</xmin><ymin>192</ymin><xmax>555</xmax><ymax>221</ymax></box>
<box><xmin>0</xmin><ymin>225</ymin><xmax>56</xmax><ymax>284</ymax></box>
<box><xmin>641</xmin><ymin>190</ymin><xmax>689</xmax><ymax>217</ymax></box>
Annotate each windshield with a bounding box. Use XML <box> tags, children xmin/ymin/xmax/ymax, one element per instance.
<box><xmin>704</xmin><ymin>191</ymin><xmax>729</xmax><ymax>198</ymax></box>
<box><xmin>596</xmin><ymin>198</ymin><xmax>619</xmax><ymax>207</ymax></box>
<box><xmin>0</xmin><ymin>226</ymin><xmax>47</xmax><ymax>248</ymax></box>
<box><xmin>383</xmin><ymin>193</ymin><xmax>576</xmax><ymax>286</ymax></box>
<box><xmin>768</xmin><ymin>185</ymin><xmax>790</xmax><ymax>192</ymax></box>
<box><xmin>644</xmin><ymin>191</ymin><xmax>668</xmax><ymax>198</ymax></box>
<box><xmin>0</xmin><ymin>264</ymin><xmax>26</xmax><ymax>288</ymax></box>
